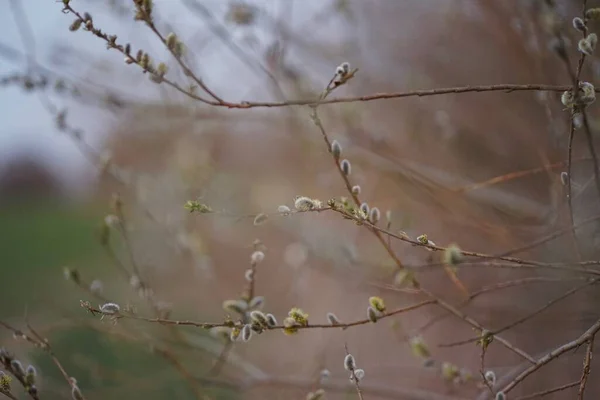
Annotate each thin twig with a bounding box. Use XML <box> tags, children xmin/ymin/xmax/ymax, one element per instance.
<box><xmin>554</xmin><ymin>4</ymin><xmax>600</xmax><ymax>209</ymax></box>
<box><xmin>514</xmin><ymin>380</ymin><xmax>579</xmax><ymax>400</ymax></box>
<box><xmin>480</xmin><ymin>346</ymin><xmax>494</xmax><ymax>396</ymax></box>
<box><xmin>135</xmin><ymin>6</ymin><xmax>223</xmax><ymax>103</ymax></box>
<box><xmin>0</xmin><ymin>320</ymin><xmax>84</xmax><ymax>400</ymax></box>
<box><xmin>439</xmin><ymin>278</ymin><xmax>599</xmax><ymax>347</ymax></box>
<box><xmin>0</xmin><ymin>391</ymin><xmax>18</xmax><ymax>400</ymax></box>
<box><xmin>500</xmin><ymin>318</ymin><xmax>600</xmax><ymax>394</ymax></box>
<box><xmin>412</xmin><ymin>276</ymin><xmax>590</xmax><ymax>336</ymax></box>
<box><xmin>56</xmin><ymin>7</ymin><xmax>600</xmax><ymax>110</ymax></box>
<box><xmin>8</xmin><ymin>0</ymin><xmax>36</xmax><ymax>69</ymax></box>
<box><xmin>207</xmin><ymin>341</ymin><xmax>234</xmax><ymax>377</ymax></box>
<box><xmin>455</xmin><ymin>157</ymin><xmax>590</xmax><ymax>192</ymax></box>
<box><xmin>344</xmin><ymin>344</ymin><xmax>365</xmax><ymax>400</ymax></box>
<box><xmin>567</xmin><ymin>117</ymin><xmax>583</xmax><ymax>260</ymax></box>
<box><xmin>565</xmin><ymin>0</ymin><xmax>589</xmax><ymax>263</ymax></box>
<box><xmin>577</xmin><ymin>337</ymin><xmax>594</xmax><ymax>399</ymax></box>
<box><xmin>419</xmin><ymin>288</ymin><xmax>536</xmax><ymax>364</ymax></box>
<box><xmin>83</xmin><ymin>299</ymin><xmax>435</xmax><ymax>331</ymax></box>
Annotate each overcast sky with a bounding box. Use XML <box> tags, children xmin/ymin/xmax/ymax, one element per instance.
<box><xmin>0</xmin><ymin>0</ymin><xmax>329</xmax><ymax>194</ymax></box>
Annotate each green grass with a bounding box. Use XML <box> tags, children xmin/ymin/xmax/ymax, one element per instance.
<box><xmin>0</xmin><ymin>198</ymin><xmax>105</xmax><ymax>317</ymax></box>
<box><xmin>0</xmin><ymin>198</ymin><xmax>238</xmax><ymax>399</ymax></box>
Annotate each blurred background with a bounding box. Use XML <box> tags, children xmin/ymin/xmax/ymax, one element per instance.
<box><xmin>2</xmin><ymin>0</ymin><xmax>600</xmax><ymax>399</ymax></box>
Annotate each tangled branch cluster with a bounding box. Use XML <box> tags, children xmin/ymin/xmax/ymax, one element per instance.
<box><xmin>3</xmin><ymin>1</ymin><xmax>600</xmax><ymax>400</ymax></box>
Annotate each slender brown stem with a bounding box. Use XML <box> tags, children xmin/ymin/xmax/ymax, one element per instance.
<box><xmin>344</xmin><ymin>344</ymin><xmax>365</xmax><ymax>400</ymax></box>
<box><xmin>85</xmin><ymin>299</ymin><xmax>435</xmax><ymax>331</ymax></box>
<box><xmin>578</xmin><ymin>338</ymin><xmax>594</xmax><ymax>399</ymax></box>
<box><xmin>440</xmin><ymin>278</ymin><xmax>599</xmax><ymax>347</ymax></box>
<box><xmin>0</xmin><ymin>391</ymin><xmax>18</xmax><ymax>400</ymax></box>
<box><xmin>418</xmin><ymin>289</ymin><xmax>536</xmax><ymax>364</ymax></box>
<box><xmin>480</xmin><ymin>346</ymin><xmax>494</xmax><ymax>396</ymax></box>
<box><xmin>501</xmin><ymin>318</ymin><xmax>600</xmax><ymax>394</ymax></box>
<box><xmin>514</xmin><ymin>381</ymin><xmax>579</xmax><ymax>400</ymax></box>
<box><xmin>141</xmin><ymin>17</ymin><xmax>224</xmax><ymax>103</ymax></box>
<box><xmin>567</xmin><ymin>116</ymin><xmax>583</xmax><ymax>261</ymax></box>
<box><xmin>0</xmin><ymin>320</ymin><xmax>84</xmax><ymax>400</ymax></box>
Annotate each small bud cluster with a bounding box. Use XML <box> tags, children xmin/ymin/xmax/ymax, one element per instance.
<box><xmin>560</xmin><ymin>171</ymin><xmax>569</xmax><ymax>185</ymax></box>
<box><xmin>250</xmin><ymin>250</ymin><xmax>265</xmax><ymax>264</ymax></box>
<box><xmin>244</xmin><ymin>308</ymin><xmax>278</xmax><ymax>340</ymax></box>
<box><xmin>149</xmin><ymin>62</ymin><xmax>169</xmax><ymax>84</ymax></box>
<box><xmin>328</xmin><ymin>197</ymin><xmax>384</xmax><ymax>229</ymax></box>
<box><xmin>440</xmin><ymin>362</ymin><xmax>472</xmax><ymax>385</ymax></box>
<box><xmin>69</xmin><ymin>19</ymin><xmax>82</xmax><ymax>32</ymax></box>
<box><xmin>253</xmin><ymin>213</ymin><xmax>268</xmax><ymax>226</ymax></box>
<box><xmin>217</xmin><ymin>294</ymin><xmax>277</xmax><ymax>343</ymax></box>
<box><xmin>99</xmin><ymin>302</ymin><xmax>121</xmax><ymax>324</ymax></box>
<box><xmin>0</xmin><ymin>350</ymin><xmax>38</xmax><ymax>395</ymax></box>
<box><xmin>356</xmin><ymin>203</ymin><xmax>380</xmax><ymax>225</ymax></box>
<box><xmin>331</xmin><ymin>140</ymin><xmax>342</xmax><ymax>159</ymax></box>
<box><xmin>573</xmin><ymin>17</ymin><xmax>586</xmax><ymax>32</ymax></box>
<box><xmin>305</xmin><ymin>388</ymin><xmax>325</xmax><ymax>400</ymax></box>
<box><xmin>586</xmin><ymin>8</ymin><xmax>600</xmax><ymax>22</ymax></box>
<box><xmin>277</xmin><ymin>205</ymin><xmax>291</xmax><ymax>215</ymax></box>
<box><xmin>293</xmin><ymin>196</ymin><xmax>322</xmax><ymax>211</ymax></box>
<box><xmin>578</xmin><ymin>33</ymin><xmax>597</xmax><ymax>55</ymax></box>
<box><xmin>283</xmin><ymin>307</ymin><xmax>309</xmax><ymax>335</ymax></box>
<box><xmin>326</xmin><ymin>135</ymin><xmax>384</xmax><ymax>228</ymax></box>
<box><xmin>367</xmin><ymin>296</ymin><xmax>386</xmax><ymax>323</ymax></box>
<box><xmin>443</xmin><ymin>244</ymin><xmax>463</xmax><ymax>266</ymax></box>
<box><xmin>330</xmin><ymin>138</ymin><xmax>355</xmax><ymax>183</ymax></box>
<box><xmin>416</xmin><ymin>234</ymin><xmax>432</xmax><ymax>246</ymax></box>
<box><xmin>222</xmin><ymin>298</ymin><xmax>249</xmax><ymax>315</ymax></box>
<box><xmin>475</xmin><ymin>329</ymin><xmax>494</xmax><ymax>349</ymax></box>
<box><xmin>184</xmin><ymin>200</ymin><xmax>213</xmax><ymax>213</ymax></box>
<box><xmin>0</xmin><ymin>371</ymin><xmax>11</xmax><ymax>393</ymax></box>
<box><xmin>393</xmin><ymin>269</ymin><xmax>417</xmax><ymax>288</ymax></box>
<box><xmin>100</xmin><ymin>302</ymin><xmax>121</xmax><ymax>315</ymax></box>
<box><xmin>225</xmin><ymin>2</ymin><xmax>256</xmax><ymax>26</ymax></box>
<box><xmin>561</xmin><ymin>81</ymin><xmax>596</xmax><ymax>109</ymax></box>
<box><xmin>71</xmin><ymin>377</ymin><xmax>84</xmax><ymax>400</ymax></box>
<box><xmin>327</xmin><ymin>312</ymin><xmax>341</xmax><ymax>326</ymax></box>
<box><xmin>244</xmin><ymin>269</ymin><xmax>254</xmax><ymax>282</ymax></box>
<box><xmin>165</xmin><ymin>32</ymin><xmax>185</xmax><ymax>57</ymax></box>
<box><xmin>24</xmin><ymin>365</ymin><xmax>37</xmax><ymax>389</ymax></box>
<box><xmin>133</xmin><ymin>0</ymin><xmax>154</xmax><ymax>22</ymax></box>
<box><xmin>409</xmin><ymin>335</ymin><xmax>431</xmax><ymax>360</ymax></box>
<box><xmin>484</xmin><ymin>370</ymin><xmax>496</xmax><ymax>386</ymax></box>
<box><xmin>416</xmin><ymin>234</ymin><xmax>436</xmax><ymax>250</ymax></box>
<box><xmin>333</xmin><ymin>62</ymin><xmax>351</xmax><ymax>85</ymax></box>
<box><xmin>339</xmin><ymin>159</ymin><xmax>350</xmax><ymax>176</ymax></box>
<box><xmin>320</xmin><ymin>368</ymin><xmax>330</xmax><ymax>384</ymax></box>
<box><xmin>241</xmin><ymin>324</ymin><xmax>252</xmax><ymax>341</ymax></box>
<box><xmin>359</xmin><ymin>202</ymin><xmax>369</xmax><ymax>219</ymax></box>
<box><xmin>369</xmin><ymin>207</ymin><xmax>381</xmax><ymax>224</ymax></box>
<box><xmin>82</xmin><ymin>13</ymin><xmax>93</xmax><ymax>32</ymax></box>
<box><xmin>343</xmin><ymin>353</ymin><xmax>365</xmax><ymax>383</ymax></box>
<box><xmin>221</xmin><ymin>246</ymin><xmax>279</xmax><ymax>342</ymax></box>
